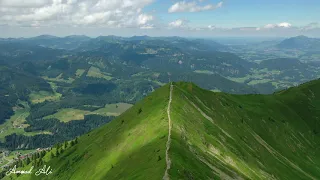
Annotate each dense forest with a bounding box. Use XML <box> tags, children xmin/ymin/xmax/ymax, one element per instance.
<box><xmin>0</xmin><ymin>66</ymin><xmax>52</xmax><ymax>124</ymax></box>
<box><xmin>2</xmin><ymin>115</ymin><xmax>114</xmax><ymax>150</ymax></box>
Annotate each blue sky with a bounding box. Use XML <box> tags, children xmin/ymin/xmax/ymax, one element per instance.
<box><xmin>0</xmin><ymin>0</ymin><xmax>319</xmax><ymax>37</ymax></box>
<box><xmin>151</xmin><ymin>0</ymin><xmax>320</xmax><ymax>27</ymax></box>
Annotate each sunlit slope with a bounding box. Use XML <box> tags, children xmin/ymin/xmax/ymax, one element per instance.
<box><xmin>13</xmin><ymin>80</ymin><xmax>320</xmax><ymax>180</ymax></box>
<box><xmin>169</xmin><ymin>81</ymin><xmax>320</xmax><ymax>179</ymax></box>
<box><xmin>18</xmin><ymin>85</ymin><xmax>170</xmax><ymax>180</ymax></box>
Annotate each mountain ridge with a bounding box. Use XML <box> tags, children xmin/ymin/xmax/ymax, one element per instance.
<box><xmin>4</xmin><ymin>79</ymin><xmax>320</xmax><ymax>180</ymax></box>
<box><xmin>277</xmin><ymin>35</ymin><xmax>320</xmax><ymax>50</ymax></box>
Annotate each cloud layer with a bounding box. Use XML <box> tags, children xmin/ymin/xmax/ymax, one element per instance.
<box><xmin>0</xmin><ymin>0</ymin><xmax>155</xmax><ymax>28</ymax></box>
<box><xmin>168</xmin><ymin>19</ymin><xmax>189</xmax><ymax>28</ymax></box>
<box><xmin>168</xmin><ymin>1</ymin><xmax>223</xmax><ymax>13</ymax></box>
<box><xmin>0</xmin><ymin>0</ymin><xmax>319</xmax><ymax>37</ymax></box>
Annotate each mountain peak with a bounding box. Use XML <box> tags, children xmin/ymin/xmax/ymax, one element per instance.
<box><xmin>128</xmin><ymin>35</ymin><xmax>151</xmax><ymax>41</ymax></box>
<box><xmin>32</xmin><ymin>35</ymin><xmax>59</xmax><ymax>39</ymax></box>
<box><xmin>294</xmin><ymin>35</ymin><xmax>309</xmax><ymax>39</ymax></box>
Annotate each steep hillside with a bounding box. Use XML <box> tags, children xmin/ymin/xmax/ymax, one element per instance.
<box><xmin>0</xmin><ymin>66</ymin><xmax>52</xmax><ymax>123</ymax></box>
<box><xmin>4</xmin><ymin>80</ymin><xmax>320</xmax><ymax>179</ymax></box>
<box><xmin>277</xmin><ymin>36</ymin><xmax>320</xmax><ymax>50</ymax></box>
<box><xmin>168</xmin><ymin>81</ymin><xmax>320</xmax><ymax>179</ymax></box>
<box><xmin>5</xmin><ymin>80</ymin><xmax>320</xmax><ymax>180</ymax></box>
<box><xmin>259</xmin><ymin>58</ymin><xmax>306</xmax><ymax>71</ymax></box>
<box><xmin>3</xmin><ymin>84</ymin><xmax>171</xmax><ymax>179</ymax></box>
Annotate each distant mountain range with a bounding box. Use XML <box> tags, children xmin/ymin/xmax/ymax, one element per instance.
<box><xmin>0</xmin><ymin>35</ymin><xmax>260</xmax><ymax>152</ymax></box>
<box><xmin>0</xmin><ymin>35</ymin><xmax>254</xmax><ymax>90</ymax></box>
<box><xmin>277</xmin><ymin>35</ymin><xmax>320</xmax><ymax>50</ymax></box>
<box><xmin>0</xmin><ymin>35</ymin><xmax>228</xmax><ymax>52</ymax></box>
<box><xmin>0</xmin><ymin>35</ymin><xmax>319</xmax><ymax>154</ymax></box>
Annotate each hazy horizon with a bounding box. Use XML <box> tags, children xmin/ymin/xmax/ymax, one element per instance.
<box><xmin>0</xmin><ymin>33</ymin><xmax>310</xmax><ymax>40</ymax></box>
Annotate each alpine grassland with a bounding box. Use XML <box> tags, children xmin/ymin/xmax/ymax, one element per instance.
<box><xmin>6</xmin><ymin>80</ymin><xmax>320</xmax><ymax>180</ymax></box>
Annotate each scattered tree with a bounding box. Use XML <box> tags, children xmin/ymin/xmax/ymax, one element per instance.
<box><xmin>25</xmin><ymin>157</ymin><xmax>31</xmax><ymax>165</ymax></box>
<box><xmin>56</xmin><ymin>149</ymin><xmax>60</xmax><ymax>157</ymax></box>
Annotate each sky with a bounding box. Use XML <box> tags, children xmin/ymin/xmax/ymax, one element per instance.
<box><xmin>0</xmin><ymin>0</ymin><xmax>319</xmax><ymax>38</ymax></box>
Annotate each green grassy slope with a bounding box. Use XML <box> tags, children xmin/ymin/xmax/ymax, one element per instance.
<box><xmin>8</xmin><ymin>85</ymin><xmax>170</xmax><ymax>180</ymax></box>
<box><xmin>9</xmin><ymin>80</ymin><xmax>320</xmax><ymax>180</ymax></box>
<box><xmin>168</xmin><ymin>81</ymin><xmax>320</xmax><ymax>179</ymax></box>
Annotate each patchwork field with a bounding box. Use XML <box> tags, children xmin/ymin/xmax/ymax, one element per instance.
<box><xmin>210</xmin><ymin>88</ymin><xmax>222</xmax><ymax>92</ymax></box>
<box><xmin>44</xmin><ymin>108</ymin><xmax>91</xmax><ymax>122</ymax></box>
<box><xmin>151</xmin><ymin>80</ymin><xmax>166</xmax><ymax>86</ymax></box>
<box><xmin>87</xmin><ymin>66</ymin><xmax>113</xmax><ymax>80</ymax></box>
<box><xmin>0</xmin><ymin>102</ymin><xmax>51</xmax><ymax>142</ymax></box>
<box><xmin>194</xmin><ymin>70</ymin><xmax>214</xmax><ymax>75</ymax></box>
<box><xmin>29</xmin><ymin>91</ymin><xmax>62</xmax><ymax>104</ymax></box>
<box><xmin>225</xmin><ymin>67</ymin><xmax>313</xmax><ymax>92</ymax></box>
<box><xmin>43</xmin><ymin>103</ymin><xmax>132</xmax><ymax>122</ymax></box>
<box><xmin>92</xmin><ymin>103</ymin><xmax>133</xmax><ymax>116</ymax></box>
<box><xmin>48</xmin><ymin>82</ymin><xmax>59</xmax><ymax>91</ymax></box>
<box><xmin>75</xmin><ymin>69</ymin><xmax>86</xmax><ymax>77</ymax></box>
<box><xmin>248</xmin><ymin>79</ymin><xmax>272</xmax><ymax>85</ymax></box>
<box><xmin>226</xmin><ymin>75</ymin><xmax>251</xmax><ymax>83</ymax></box>
<box><xmin>43</xmin><ymin>73</ymin><xmax>75</xmax><ymax>84</ymax></box>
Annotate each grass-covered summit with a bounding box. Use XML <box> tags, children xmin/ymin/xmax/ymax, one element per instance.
<box><xmin>7</xmin><ymin>79</ymin><xmax>320</xmax><ymax>180</ymax></box>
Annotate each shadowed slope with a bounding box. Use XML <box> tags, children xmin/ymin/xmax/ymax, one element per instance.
<box><xmin>168</xmin><ymin>81</ymin><xmax>320</xmax><ymax>179</ymax></box>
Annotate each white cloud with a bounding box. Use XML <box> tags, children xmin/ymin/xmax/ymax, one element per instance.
<box><xmin>137</xmin><ymin>14</ymin><xmax>153</xmax><ymax>25</ymax></box>
<box><xmin>168</xmin><ymin>1</ymin><xmax>223</xmax><ymax>13</ymax></box>
<box><xmin>264</xmin><ymin>24</ymin><xmax>276</xmax><ymax>29</ymax></box>
<box><xmin>168</xmin><ymin>19</ymin><xmax>188</xmax><ymax>28</ymax></box>
<box><xmin>140</xmin><ymin>25</ymin><xmax>154</xmax><ymax>29</ymax></box>
<box><xmin>0</xmin><ymin>0</ymin><xmax>155</xmax><ymax>28</ymax></box>
<box><xmin>264</xmin><ymin>22</ymin><xmax>291</xmax><ymax>29</ymax></box>
<box><xmin>255</xmin><ymin>22</ymin><xmax>292</xmax><ymax>30</ymax></box>
<box><xmin>0</xmin><ymin>0</ymin><xmax>50</xmax><ymax>8</ymax></box>
<box><xmin>277</xmin><ymin>22</ymin><xmax>291</xmax><ymax>28</ymax></box>
<box><xmin>208</xmin><ymin>25</ymin><xmax>216</xmax><ymax>30</ymax></box>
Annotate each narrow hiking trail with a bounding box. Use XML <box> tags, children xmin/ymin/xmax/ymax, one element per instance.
<box><xmin>163</xmin><ymin>84</ymin><xmax>173</xmax><ymax>180</ymax></box>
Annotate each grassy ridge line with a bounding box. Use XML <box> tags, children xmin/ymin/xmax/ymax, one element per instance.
<box><xmin>10</xmin><ymin>84</ymin><xmax>171</xmax><ymax>180</ymax></box>
<box><xmin>8</xmin><ymin>80</ymin><xmax>320</xmax><ymax>180</ymax></box>
<box><xmin>163</xmin><ymin>83</ymin><xmax>173</xmax><ymax>180</ymax></box>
